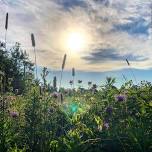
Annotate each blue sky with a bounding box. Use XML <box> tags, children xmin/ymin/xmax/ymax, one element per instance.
<box><xmin>0</xmin><ymin>0</ymin><xmax>152</xmax><ymax>88</ymax></box>
<box><xmin>37</xmin><ymin>66</ymin><xmax>152</xmax><ymax>88</ymax></box>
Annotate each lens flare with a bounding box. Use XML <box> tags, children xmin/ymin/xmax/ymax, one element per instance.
<box><xmin>70</xmin><ymin>103</ymin><xmax>78</xmax><ymax>113</ymax></box>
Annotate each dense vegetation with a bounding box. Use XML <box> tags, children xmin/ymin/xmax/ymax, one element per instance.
<box><xmin>0</xmin><ymin>42</ymin><xmax>33</xmax><ymax>93</ymax></box>
<box><xmin>0</xmin><ymin>43</ymin><xmax>152</xmax><ymax>152</ymax></box>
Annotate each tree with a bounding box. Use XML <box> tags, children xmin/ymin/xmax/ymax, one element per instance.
<box><xmin>0</xmin><ymin>42</ymin><xmax>34</xmax><ymax>93</ymax></box>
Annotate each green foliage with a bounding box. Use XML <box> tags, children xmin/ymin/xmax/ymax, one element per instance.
<box><xmin>0</xmin><ymin>64</ymin><xmax>152</xmax><ymax>152</ymax></box>
<box><xmin>0</xmin><ymin>42</ymin><xmax>34</xmax><ymax>93</ymax></box>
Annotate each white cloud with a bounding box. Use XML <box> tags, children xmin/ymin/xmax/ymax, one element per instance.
<box><xmin>0</xmin><ymin>0</ymin><xmax>152</xmax><ymax>72</ymax></box>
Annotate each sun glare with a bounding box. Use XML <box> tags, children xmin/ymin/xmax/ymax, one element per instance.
<box><xmin>66</xmin><ymin>32</ymin><xmax>86</xmax><ymax>52</ymax></box>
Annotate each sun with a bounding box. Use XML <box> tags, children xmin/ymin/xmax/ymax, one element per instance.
<box><xmin>66</xmin><ymin>32</ymin><xmax>86</xmax><ymax>52</ymax></box>
<box><xmin>60</xmin><ymin>28</ymin><xmax>91</xmax><ymax>56</ymax></box>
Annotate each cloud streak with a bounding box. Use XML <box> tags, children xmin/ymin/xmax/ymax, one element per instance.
<box><xmin>83</xmin><ymin>47</ymin><xmax>148</xmax><ymax>63</ymax></box>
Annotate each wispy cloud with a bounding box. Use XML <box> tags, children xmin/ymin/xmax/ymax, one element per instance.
<box><xmin>0</xmin><ymin>0</ymin><xmax>152</xmax><ymax>72</ymax></box>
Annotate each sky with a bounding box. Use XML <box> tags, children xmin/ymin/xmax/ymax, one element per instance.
<box><xmin>0</xmin><ymin>0</ymin><xmax>152</xmax><ymax>88</ymax></box>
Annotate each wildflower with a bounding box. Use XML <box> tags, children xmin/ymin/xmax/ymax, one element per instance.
<box><xmin>91</xmin><ymin>88</ymin><xmax>98</xmax><ymax>94</ymax></box>
<box><xmin>10</xmin><ymin>111</ymin><xmax>19</xmax><ymax>118</ymax></box>
<box><xmin>69</xmin><ymin>80</ymin><xmax>73</xmax><ymax>85</ymax></box>
<box><xmin>132</xmin><ymin>85</ymin><xmax>138</xmax><ymax>89</ymax></box>
<box><xmin>106</xmin><ymin>106</ymin><xmax>113</xmax><ymax>114</ymax></box>
<box><xmin>78</xmin><ymin>80</ymin><xmax>82</xmax><ymax>84</ymax></box>
<box><xmin>80</xmin><ymin>87</ymin><xmax>85</xmax><ymax>93</ymax></box>
<box><xmin>116</xmin><ymin>95</ymin><xmax>126</xmax><ymax>102</ymax></box>
<box><xmin>52</xmin><ymin>92</ymin><xmax>58</xmax><ymax>98</ymax></box>
<box><xmin>88</xmin><ymin>81</ymin><xmax>92</xmax><ymax>85</ymax></box>
<box><xmin>92</xmin><ymin>84</ymin><xmax>97</xmax><ymax>89</ymax></box>
<box><xmin>103</xmin><ymin>122</ymin><xmax>109</xmax><ymax>130</ymax></box>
